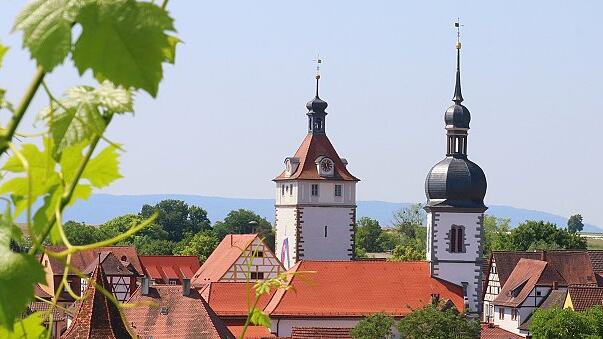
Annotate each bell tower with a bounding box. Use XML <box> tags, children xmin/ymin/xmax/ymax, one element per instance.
<box><xmin>274</xmin><ymin>60</ymin><xmax>359</xmax><ymax>269</ymax></box>
<box><xmin>424</xmin><ymin>23</ymin><xmax>487</xmax><ymax>315</ymax></box>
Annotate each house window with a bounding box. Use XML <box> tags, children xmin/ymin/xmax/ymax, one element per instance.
<box><xmin>491</xmin><ymin>265</ymin><xmax>497</xmax><ymax>274</ymax></box>
<box><xmin>536</xmin><ymin>290</ymin><xmax>542</xmax><ymax>296</ymax></box>
<box><xmin>256</xmin><ymin>251</ymin><xmax>264</xmax><ymax>258</ymax></box>
<box><xmin>511</xmin><ymin>308</ymin><xmax>518</xmax><ymax>320</ymax></box>
<box><xmin>250</xmin><ymin>272</ymin><xmax>264</xmax><ymax>280</ymax></box>
<box><xmin>449</xmin><ymin>225</ymin><xmax>465</xmax><ymax>253</ymax></box>
<box><xmin>324</xmin><ymin>225</ymin><xmax>328</xmax><ymax>238</ymax></box>
<box><xmin>289</xmin><ymin>184</ymin><xmax>293</xmax><ymax>196</ymax></box>
<box><xmin>311</xmin><ymin>184</ymin><xmax>319</xmax><ymax>196</ymax></box>
<box><xmin>169</xmin><ymin>279</ymin><xmax>177</xmax><ymax>285</ymax></box>
<box><xmin>334</xmin><ymin>184</ymin><xmax>342</xmax><ymax>197</ymax></box>
<box><xmin>499</xmin><ymin>307</ymin><xmax>505</xmax><ymax>320</ymax></box>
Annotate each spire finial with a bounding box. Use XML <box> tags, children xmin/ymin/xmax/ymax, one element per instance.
<box><xmin>452</xmin><ymin>19</ymin><xmax>464</xmax><ymax>104</ymax></box>
<box><xmin>313</xmin><ymin>54</ymin><xmax>322</xmax><ymax>97</ymax></box>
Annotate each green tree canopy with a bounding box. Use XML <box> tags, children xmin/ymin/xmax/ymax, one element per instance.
<box><xmin>482</xmin><ymin>215</ymin><xmax>512</xmax><ymax>257</ymax></box>
<box><xmin>99</xmin><ymin>214</ymin><xmax>168</xmax><ymax>240</ymax></box>
<box><xmin>529</xmin><ymin>307</ymin><xmax>603</xmax><ymax>339</ymax></box>
<box><xmin>139</xmin><ymin>199</ymin><xmax>211</xmax><ymax>241</ymax></box>
<box><xmin>567</xmin><ymin>214</ymin><xmax>584</xmax><ymax>233</ymax></box>
<box><xmin>173</xmin><ymin>231</ymin><xmax>219</xmax><ymax>262</ymax></box>
<box><xmin>351</xmin><ymin>312</ymin><xmax>394</xmax><ymax>339</ymax></box>
<box><xmin>213</xmin><ymin>209</ymin><xmax>275</xmax><ymax>250</ymax></box>
<box><xmin>510</xmin><ymin>220</ymin><xmax>587</xmax><ymax>251</ymax></box>
<box><xmin>355</xmin><ymin>217</ymin><xmax>383</xmax><ymax>253</ymax></box>
<box><xmin>397</xmin><ymin>302</ymin><xmax>479</xmax><ymax>339</ymax></box>
<box><xmin>393</xmin><ymin>203</ymin><xmax>426</xmax><ymax>237</ymax></box>
<box><xmin>64</xmin><ymin>221</ymin><xmax>102</xmax><ymax>245</ymax></box>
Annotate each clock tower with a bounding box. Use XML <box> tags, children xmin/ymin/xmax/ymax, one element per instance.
<box><xmin>274</xmin><ymin>68</ymin><xmax>359</xmax><ymax>269</ymax></box>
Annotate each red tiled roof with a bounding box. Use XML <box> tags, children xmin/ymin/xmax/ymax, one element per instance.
<box><xmin>265</xmin><ymin>260</ymin><xmax>464</xmax><ymax>317</ymax></box>
<box><xmin>45</xmin><ymin>245</ymin><xmax>143</xmax><ymax>275</ymax></box>
<box><xmin>34</xmin><ymin>284</ymin><xmax>52</xmax><ymax>299</ymax></box>
<box><xmin>202</xmin><ymin>282</ymin><xmax>276</xmax><ymax>317</ymax></box>
<box><xmin>140</xmin><ymin>256</ymin><xmax>201</xmax><ymax>284</ymax></box>
<box><xmin>568</xmin><ymin>286</ymin><xmax>603</xmax><ymax>311</ymax></box>
<box><xmin>192</xmin><ymin>234</ymin><xmax>258</xmax><ymax>286</ymax></box>
<box><xmin>587</xmin><ymin>250</ymin><xmax>603</xmax><ymax>272</ymax></box>
<box><xmin>28</xmin><ymin>301</ymin><xmax>66</xmax><ymax>321</ymax></box>
<box><xmin>228</xmin><ymin>325</ymin><xmax>274</xmax><ymax>338</ymax></box>
<box><xmin>61</xmin><ymin>263</ymin><xmax>134</xmax><ymax>338</ymax></box>
<box><xmin>493</xmin><ymin>259</ymin><xmax>548</xmax><ymax>307</ymax></box>
<box><xmin>274</xmin><ymin>133</ymin><xmax>359</xmax><ymax>182</ymax></box>
<box><xmin>291</xmin><ymin>327</ymin><xmax>352</xmax><ymax>338</ymax></box>
<box><xmin>125</xmin><ymin>285</ymin><xmax>235</xmax><ymax>339</ymax></box>
<box><xmin>480</xmin><ymin>324</ymin><xmax>523</xmax><ymax>339</ymax></box>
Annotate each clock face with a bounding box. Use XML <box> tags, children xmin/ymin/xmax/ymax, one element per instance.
<box><xmin>320</xmin><ymin>159</ymin><xmax>333</xmax><ymax>172</ymax></box>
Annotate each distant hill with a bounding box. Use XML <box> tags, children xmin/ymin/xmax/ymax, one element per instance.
<box><xmin>62</xmin><ymin>194</ymin><xmax>602</xmax><ymax>232</ymax></box>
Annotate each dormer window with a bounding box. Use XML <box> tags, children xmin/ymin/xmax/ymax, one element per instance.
<box><xmin>316</xmin><ymin>156</ymin><xmax>334</xmax><ymax>177</ymax></box>
<box><xmin>284</xmin><ymin>157</ymin><xmax>300</xmax><ymax>177</ymax></box>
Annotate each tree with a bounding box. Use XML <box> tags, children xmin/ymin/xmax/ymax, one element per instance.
<box><xmin>356</xmin><ymin>217</ymin><xmax>383</xmax><ymax>253</ymax></box>
<box><xmin>99</xmin><ymin>214</ymin><xmax>168</xmax><ymax>241</ymax></box>
<box><xmin>377</xmin><ymin>231</ymin><xmax>403</xmax><ymax>252</ymax></box>
<box><xmin>213</xmin><ymin>209</ymin><xmax>275</xmax><ymax>250</ymax></box>
<box><xmin>529</xmin><ymin>307</ymin><xmax>600</xmax><ymax>339</ymax></box>
<box><xmin>397</xmin><ymin>302</ymin><xmax>480</xmax><ymax>339</ymax></box>
<box><xmin>139</xmin><ymin>200</ymin><xmax>211</xmax><ymax>242</ymax></box>
<box><xmin>173</xmin><ymin>232</ymin><xmax>220</xmax><ymax>262</ymax></box>
<box><xmin>567</xmin><ymin>214</ymin><xmax>584</xmax><ymax>233</ymax></box>
<box><xmin>510</xmin><ymin>220</ymin><xmax>587</xmax><ymax>251</ymax></box>
<box><xmin>391</xmin><ymin>244</ymin><xmax>424</xmax><ymax>261</ymax></box>
<box><xmin>482</xmin><ymin>215</ymin><xmax>512</xmax><ymax>256</ymax></box>
<box><xmin>393</xmin><ymin>203</ymin><xmax>426</xmax><ymax>237</ymax></box>
<box><xmin>131</xmin><ymin>236</ymin><xmax>176</xmax><ymax>256</ymax></box>
<box><xmin>351</xmin><ymin>312</ymin><xmax>394</xmax><ymax>339</ymax></box>
<box><xmin>63</xmin><ymin>221</ymin><xmax>102</xmax><ymax>245</ymax></box>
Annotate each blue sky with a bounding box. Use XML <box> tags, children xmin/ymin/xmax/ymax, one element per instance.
<box><xmin>1</xmin><ymin>1</ymin><xmax>602</xmax><ymax>225</ymax></box>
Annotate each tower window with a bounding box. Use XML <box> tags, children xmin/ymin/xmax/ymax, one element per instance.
<box><xmin>289</xmin><ymin>184</ymin><xmax>293</xmax><ymax>196</ymax></box>
<box><xmin>334</xmin><ymin>184</ymin><xmax>342</xmax><ymax>197</ymax></box>
<box><xmin>311</xmin><ymin>184</ymin><xmax>319</xmax><ymax>196</ymax></box>
<box><xmin>281</xmin><ymin>185</ymin><xmax>285</xmax><ymax>196</ymax></box>
<box><xmin>449</xmin><ymin>225</ymin><xmax>465</xmax><ymax>253</ymax></box>
<box><xmin>324</xmin><ymin>225</ymin><xmax>328</xmax><ymax>237</ymax></box>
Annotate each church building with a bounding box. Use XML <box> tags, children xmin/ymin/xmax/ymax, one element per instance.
<box><xmin>424</xmin><ymin>35</ymin><xmax>488</xmax><ymax>315</ymax></box>
<box><xmin>274</xmin><ymin>66</ymin><xmax>359</xmax><ymax>269</ymax></box>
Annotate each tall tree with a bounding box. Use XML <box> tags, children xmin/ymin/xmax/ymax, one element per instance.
<box><xmin>510</xmin><ymin>220</ymin><xmax>587</xmax><ymax>251</ymax></box>
<box><xmin>567</xmin><ymin>214</ymin><xmax>584</xmax><ymax>233</ymax></box>
<box><xmin>173</xmin><ymin>232</ymin><xmax>219</xmax><ymax>262</ymax></box>
<box><xmin>393</xmin><ymin>203</ymin><xmax>426</xmax><ymax>238</ymax></box>
<box><xmin>530</xmin><ymin>307</ymin><xmax>600</xmax><ymax>339</ymax></box>
<box><xmin>355</xmin><ymin>217</ymin><xmax>383</xmax><ymax>253</ymax></box>
<box><xmin>63</xmin><ymin>221</ymin><xmax>101</xmax><ymax>245</ymax></box>
<box><xmin>139</xmin><ymin>200</ymin><xmax>211</xmax><ymax>242</ymax></box>
<box><xmin>213</xmin><ymin>209</ymin><xmax>275</xmax><ymax>250</ymax></box>
<box><xmin>482</xmin><ymin>215</ymin><xmax>512</xmax><ymax>256</ymax></box>
<box><xmin>351</xmin><ymin>312</ymin><xmax>394</xmax><ymax>339</ymax></box>
<box><xmin>397</xmin><ymin>302</ymin><xmax>479</xmax><ymax>339</ymax></box>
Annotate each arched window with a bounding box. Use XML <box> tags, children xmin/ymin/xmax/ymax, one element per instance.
<box><xmin>324</xmin><ymin>225</ymin><xmax>328</xmax><ymax>238</ymax></box>
<box><xmin>449</xmin><ymin>225</ymin><xmax>465</xmax><ymax>253</ymax></box>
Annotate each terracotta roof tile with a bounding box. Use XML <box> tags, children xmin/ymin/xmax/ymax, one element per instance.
<box><xmin>228</xmin><ymin>325</ymin><xmax>274</xmax><ymax>338</ymax></box>
<box><xmin>291</xmin><ymin>327</ymin><xmax>352</xmax><ymax>338</ymax></box>
<box><xmin>274</xmin><ymin>133</ymin><xmax>358</xmax><ymax>182</ymax></box>
<box><xmin>125</xmin><ymin>285</ymin><xmax>235</xmax><ymax>339</ymax></box>
<box><xmin>265</xmin><ymin>261</ymin><xmax>464</xmax><ymax>317</ymax></box>
<box><xmin>192</xmin><ymin>234</ymin><xmax>259</xmax><ymax>286</ymax></box>
<box><xmin>140</xmin><ymin>255</ymin><xmax>200</xmax><ymax>284</ymax></box>
<box><xmin>588</xmin><ymin>250</ymin><xmax>603</xmax><ymax>273</ymax></box>
<box><xmin>45</xmin><ymin>245</ymin><xmax>143</xmax><ymax>276</ymax></box>
<box><xmin>568</xmin><ymin>286</ymin><xmax>603</xmax><ymax>311</ymax></box>
<box><xmin>61</xmin><ymin>263</ymin><xmax>134</xmax><ymax>338</ymax></box>
<box><xmin>493</xmin><ymin>259</ymin><xmax>548</xmax><ymax>307</ymax></box>
<box><xmin>480</xmin><ymin>324</ymin><xmax>523</xmax><ymax>339</ymax></box>
<box><xmin>203</xmin><ymin>282</ymin><xmax>276</xmax><ymax>317</ymax></box>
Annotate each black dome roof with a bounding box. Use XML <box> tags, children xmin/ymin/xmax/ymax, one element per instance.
<box><xmin>445</xmin><ymin>103</ymin><xmax>471</xmax><ymax>129</ymax></box>
<box><xmin>306</xmin><ymin>96</ymin><xmax>328</xmax><ymax>113</ymax></box>
<box><xmin>425</xmin><ymin>155</ymin><xmax>486</xmax><ymax>209</ymax></box>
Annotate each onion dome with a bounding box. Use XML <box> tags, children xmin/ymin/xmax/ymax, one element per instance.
<box><xmin>425</xmin><ymin>40</ymin><xmax>487</xmax><ymax>210</ymax></box>
<box><xmin>306</xmin><ymin>95</ymin><xmax>328</xmax><ymax>113</ymax></box>
<box><xmin>306</xmin><ymin>73</ymin><xmax>328</xmax><ymax>134</ymax></box>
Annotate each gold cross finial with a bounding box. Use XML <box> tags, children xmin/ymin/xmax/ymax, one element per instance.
<box><xmin>314</xmin><ymin>53</ymin><xmax>322</xmax><ymax>80</ymax></box>
<box><xmin>454</xmin><ymin>18</ymin><xmax>463</xmax><ymax>49</ymax></box>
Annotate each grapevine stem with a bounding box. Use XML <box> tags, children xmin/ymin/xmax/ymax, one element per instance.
<box><xmin>0</xmin><ymin>66</ymin><xmax>45</xmax><ymax>155</ymax></box>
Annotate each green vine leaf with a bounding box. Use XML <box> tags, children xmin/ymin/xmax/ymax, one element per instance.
<box><xmin>12</xmin><ymin>0</ymin><xmax>79</xmax><ymax>71</ymax></box>
<box><xmin>0</xmin><ymin>43</ymin><xmax>8</xmax><ymax>68</ymax></box>
<box><xmin>0</xmin><ymin>312</ymin><xmax>48</xmax><ymax>338</ymax></box>
<box><xmin>73</xmin><ymin>0</ymin><xmax>176</xmax><ymax>97</ymax></box>
<box><xmin>82</xmin><ymin>145</ymin><xmax>122</xmax><ymax>188</ymax></box>
<box><xmin>0</xmin><ymin>209</ymin><xmax>45</xmax><ymax>331</ymax></box>
<box><xmin>40</xmin><ymin>81</ymin><xmax>132</xmax><ymax>156</ymax></box>
<box><xmin>249</xmin><ymin>307</ymin><xmax>271</xmax><ymax>328</ymax></box>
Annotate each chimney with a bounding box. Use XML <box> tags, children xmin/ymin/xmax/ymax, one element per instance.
<box><xmin>230</xmin><ymin>234</ymin><xmax>233</xmax><ymax>247</ymax></box>
<box><xmin>182</xmin><ymin>278</ymin><xmax>191</xmax><ymax>296</ymax></box>
<box><xmin>540</xmin><ymin>250</ymin><xmax>547</xmax><ymax>261</ymax></box>
<box><xmin>553</xmin><ymin>281</ymin><xmax>558</xmax><ymax>290</ymax></box>
<box><xmin>141</xmin><ymin>276</ymin><xmax>150</xmax><ymax>296</ymax></box>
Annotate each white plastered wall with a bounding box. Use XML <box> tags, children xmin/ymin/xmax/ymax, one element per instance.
<box><xmin>299</xmin><ymin>206</ymin><xmax>354</xmax><ymax>260</ymax></box>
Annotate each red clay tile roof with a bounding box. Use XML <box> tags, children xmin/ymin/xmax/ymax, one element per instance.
<box><xmin>61</xmin><ymin>263</ymin><xmax>134</xmax><ymax>339</ymax></box>
<box><xmin>202</xmin><ymin>282</ymin><xmax>276</xmax><ymax>317</ymax></box>
<box><xmin>192</xmin><ymin>234</ymin><xmax>259</xmax><ymax>286</ymax></box>
<box><xmin>28</xmin><ymin>301</ymin><xmax>66</xmax><ymax>321</ymax></box>
<box><xmin>125</xmin><ymin>285</ymin><xmax>235</xmax><ymax>339</ymax></box>
<box><xmin>34</xmin><ymin>284</ymin><xmax>52</xmax><ymax>299</ymax></box>
<box><xmin>480</xmin><ymin>324</ymin><xmax>523</xmax><ymax>339</ymax></box>
<box><xmin>568</xmin><ymin>286</ymin><xmax>603</xmax><ymax>311</ymax></box>
<box><xmin>140</xmin><ymin>255</ymin><xmax>200</xmax><ymax>284</ymax></box>
<box><xmin>228</xmin><ymin>325</ymin><xmax>274</xmax><ymax>338</ymax></box>
<box><xmin>290</xmin><ymin>327</ymin><xmax>352</xmax><ymax>339</ymax></box>
<box><xmin>265</xmin><ymin>260</ymin><xmax>464</xmax><ymax>317</ymax></box>
<box><xmin>493</xmin><ymin>259</ymin><xmax>548</xmax><ymax>307</ymax></box>
<box><xmin>82</xmin><ymin>252</ymin><xmax>135</xmax><ymax>276</ymax></box>
<box><xmin>274</xmin><ymin>133</ymin><xmax>358</xmax><ymax>182</ymax></box>
<box><xmin>45</xmin><ymin>245</ymin><xmax>143</xmax><ymax>275</ymax></box>
<box><xmin>588</xmin><ymin>250</ymin><xmax>603</xmax><ymax>272</ymax></box>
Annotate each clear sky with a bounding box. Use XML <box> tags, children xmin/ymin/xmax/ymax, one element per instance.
<box><xmin>1</xmin><ymin>1</ymin><xmax>602</xmax><ymax>226</ymax></box>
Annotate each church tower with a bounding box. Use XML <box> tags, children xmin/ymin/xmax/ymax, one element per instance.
<box><xmin>424</xmin><ymin>30</ymin><xmax>487</xmax><ymax>315</ymax></box>
<box><xmin>274</xmin><ymin>63</ymin><xmax>359</xmax><ymax>269</ymax></box>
